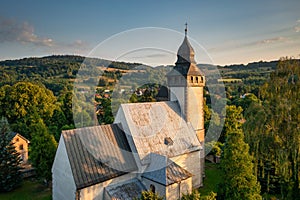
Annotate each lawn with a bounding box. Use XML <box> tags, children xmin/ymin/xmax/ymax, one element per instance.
<box><xmin>0</xmin><ymin>180</ymin><xmax>51</xmax><ymax>200</ymax></box>
<box><xmin>199</xmin><ymin>162</ymin><xmax>222</xmax><ymax>199</ymax></box>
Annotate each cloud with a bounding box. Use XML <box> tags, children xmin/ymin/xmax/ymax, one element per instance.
<box><xmin>256</xmin><ymin>37</ymin><xmax>287</xmax><ymax>45</ymax></box>
<box><xmin>293</xmin><ymin>19</ymin><xmax>300</xmax><ymax>33</ymax></box>
<box><xmin>64</xmin><ymin>40</ymin><xmax>89</xmax><ymax>50</ymax></box>
<box><xmin>0</xmin><ymin>16</ymin><xmax>91</xmax><ymax>55</ymax></box>
<box><xmin>0</xmin><ymin>16</ymin><xmax>54</xmax><ymax>47</ymax></box>
<box><xmin>294</xmin><ymin>26</ymin><xmax>300</xmax><ymax>32</ymax></box>
<box><xmin>129</xmin><ymin>53</ymin><xmax>168</xmax><ymax>59</ymax></box>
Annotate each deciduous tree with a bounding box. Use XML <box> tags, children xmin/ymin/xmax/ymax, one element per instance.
<box><xmin>29</xmin><ymin>119</ymin><xmax>57</xmax><ymax>184</ymax></box>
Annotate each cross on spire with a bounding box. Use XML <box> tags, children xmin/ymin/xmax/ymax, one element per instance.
<box><xmin>185</xmin><ymin>22</ymin><xmax>188</xmax><ymax>36</ymax></box>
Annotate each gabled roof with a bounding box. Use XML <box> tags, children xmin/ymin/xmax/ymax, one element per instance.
<box><xmin>105</xmin><ymin>178</ymin><xmax>145</xmax><ymax>200</ymax></box>
<box><xmin>142</xmin><ymin>153</ymin><xmax>192</xmax><ymax>186</ymax></box>
<box><xmin>9</xmin><ymin>132</ymin><xmax>30</xmax><ymax>143</ymax></box>
<box><xmin>62</xmin><ymin>124</ymin><xmax>137</xmax><ymax>189</ymax></box>
<box><xmin>117</xmin><ymin>101</ymin><xmax>201</xmax><ymax>161</ymax></box>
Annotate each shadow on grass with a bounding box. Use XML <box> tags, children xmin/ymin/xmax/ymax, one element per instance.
<box><xmin>198</xmin><ymin>162</ymin><xmax>221</xmax><ymax>199</ymax></box>
<box><xmin>0</xmin><ymin>179</ymin><xmax>51</xmax><ymax>200</ymax></box>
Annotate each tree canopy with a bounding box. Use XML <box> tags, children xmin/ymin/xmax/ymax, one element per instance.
<box><xmin>29</xmin><ymin>119</ymin><xmax>57</xmax><ymax>183</ymax></box>
<box><xmin>244</xmin><ymin>58</ymin><xmax>300</xmax><ymax>199</ymax></box>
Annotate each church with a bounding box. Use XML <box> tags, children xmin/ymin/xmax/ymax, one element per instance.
<box><xmin>52</xmin><ymin>26</ymin><xmax>206</xmax><ymax>200</ymax></box>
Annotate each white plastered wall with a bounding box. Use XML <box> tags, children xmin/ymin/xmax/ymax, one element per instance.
<box><xmin>52</xmin><ymin>135</ymin><xmax>76</xmax><ymax>200</ymax></box>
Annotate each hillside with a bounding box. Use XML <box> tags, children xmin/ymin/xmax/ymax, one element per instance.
<box><xmin>1</xmin><ymin>55</ymin><xmax>295</xmax><ymax>97</ymax></box>
<box><xmin>0</xmin><ymin>55</ymin><xmax>142</xmax><ymax>95</ymax></box>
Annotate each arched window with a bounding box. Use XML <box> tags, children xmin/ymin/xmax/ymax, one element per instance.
<box><xmin>196</xmin><ymin>77</ymin><xmax>198</xmax><ymax>83</ymax></box>
<box><xmin>150</xmin><ymin>184</ymin><xmax>156</xmax><ymax>193</ymax></box>
<box><xmin>191</xmin><ymin>76</ymin><xmax>193</xmax><ymax>83</ymax></box>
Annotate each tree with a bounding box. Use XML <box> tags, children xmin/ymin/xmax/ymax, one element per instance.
<box><xmin>140</xmin><ymin>88</ymin><xmax>156</xmax><ymax>102</ymax></box>
<box><xmin>244</xmin><ymin>58</ymin><xmax>300</xmax><ymax>199</ymax></box>
<box><xmin>181</xmin><ymin>190</ymin><xmax>201</xmax><ymax>200</ymax></box>
<box><xmin>0</xmin><ymin>82</ymin><xmax>57</xmax><ymax>138</ymax></box>
<box><xmin>0</xmin><ymin>117</ymin><xmax>22</xmax><ymax>192</ymax></box>
<box><xmin>205</xmin><ymin>192</ymin><xmax>217</xmax><ymax>200</ymax></box>
<box><xmin>218</xmin><ymin>129</ymin><xmax>262</xmax><ymax>200</ymax></box>
<box><xmin>29</xmin><ymin>119</ymin><xmax>57</xmax><ymax>184</ymax></box>
<box><xmin>219</xmin><ymin>105</ymin><xmax>243</xmax><ymax>143</ymax></box>
<box><xmin>136</xmin><ymin>191</ymin><xmax>164</xmax><ymax>200</ymax></box>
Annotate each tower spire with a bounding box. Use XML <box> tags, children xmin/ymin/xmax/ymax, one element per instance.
<box><xmin>185</xmin><ymin>22</ymin><xmax>188</xmax><ymax>36</ymax></box>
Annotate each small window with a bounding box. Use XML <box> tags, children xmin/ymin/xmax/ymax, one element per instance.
<box><xmin>19</xmin><ymin>144</ymin><xmax>23</xmax><ymax>150</ymax></box>
<box><xmin>164</xmin><ymin>137</ymin><xmax>174</xmax><ymax>146</ymax></box>
<box><xmin>191</xmin><ymin>76</ymin><xmax>193</xmax><ymax>82</ymax></box>
<box><xmin>150</xmin><ymin>184</ymin><xmax>156</xmax><ymax>193</ymax></box>
<box><xmin>16</xmin><ymin>138</ymin><xmax>19</xmax><ymax>142</ymax></box>
<box><xmin>196</xmin><ymin>77</ymin><xmax>198</xmax><ymax>83</ymax></box>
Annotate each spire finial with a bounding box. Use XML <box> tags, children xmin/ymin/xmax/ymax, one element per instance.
<box><xmin>185</xmin><ymin>22</ymin><xmax>188</xmax><ymax>36</ymax></box>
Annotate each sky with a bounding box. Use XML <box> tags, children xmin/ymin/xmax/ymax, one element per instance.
<box><xmin>0</xmin><ymin>0</ymin><xmax>300</xmax><ymax>65</ymax></box>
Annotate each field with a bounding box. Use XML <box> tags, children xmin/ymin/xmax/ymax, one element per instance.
<box><xmin>0</xmin><ymin>180</ymin><xmax>51</xmax><ymax>200</ymax></box>
<box><xmin>218</xmin><ymin>78</ymin><xmax>243</xmax><ymax>83</ymax></box>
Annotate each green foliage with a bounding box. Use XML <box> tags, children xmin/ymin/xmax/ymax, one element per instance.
<box><xmin>244</xmin><ymin>58</ymin><xmax>300</xmax><ymax>199</ymax></box>
<box><xmin>205</xmin><ymin>141</ymin><xmax>223</xmax><ymax>157</ymax></box>
<box><xmin>204</xmin><ymin>191</ymin><xmax>217</xmax><ymax>200</ymax></box>
<box><xmin>0</xmin><ymin>82</ymin><xmax>57</xmax><ymax>138</ymax></box>
<box><xmin>181</xmin><ymin>190</ymin><xmax>201</xmax><ymax>200</ymax></box>
<box><xmin>0</xmin><ymin>117</ymin><xmax>22</xmax><ymax>192</ymax></box>
<box><xmin>231</xmin><ymin>93</ymin><xmax>260</xmax><ymax>114</ymax></box>
<box><xmin>218</xmin><ymin>129</ymin><xmax>262</xmax><ymax>200</ymax></box>
<box><xmin>29</xmin><ymin>119</ymin><xmax>57</xmax><ymax>183</ymax></box>
<box><xmin>140</xmin><ymin>88</ymin><xmax>156</xmax><ymax>102</ymax></box>
<box><xmin>219</xmin><ymin>105</ymin><xmax>243</xmax><ymax>143</ymax></box>
<box><xmin>136</xmin><ymin>191</ymin><xmax>164</xmax><ymax>200</ymax></box>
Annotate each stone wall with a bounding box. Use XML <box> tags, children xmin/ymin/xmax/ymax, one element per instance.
<box><xmin>170</xmin><ymin>150</ymin><xmax>202</xmax><ymax>188</ymax></box>
<box><xmin>166</xmin><ymin>177</ymin><xmax>192</xmax><ymax>200</ymax></box>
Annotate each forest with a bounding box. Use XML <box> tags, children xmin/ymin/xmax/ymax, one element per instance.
<box><xmin>0</xmin><ymin>55</ymin><xmax>299</xmax><ymax>199</ymax></box>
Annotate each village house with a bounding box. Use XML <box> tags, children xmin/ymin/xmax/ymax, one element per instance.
<box><xmin>10</xmin><ymin>133</ymin><xmax>30</xmax><ymax>163</ymax></box>
<box><xmin>52</xmin><ymin>26</ymin><xmax>206</xmax><ymax>200</ymax></box>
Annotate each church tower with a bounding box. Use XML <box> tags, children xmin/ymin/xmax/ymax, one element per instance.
<box><xmin>167</xmin><ymin>24</ymin><xmax>205</xmax><ymax>144</ymax></box>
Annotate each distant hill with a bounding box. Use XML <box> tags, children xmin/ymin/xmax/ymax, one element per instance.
<box><xmin>0</xmin><ymin>55</ymin><xmax>143</xmax><ymax>94</ymax></box>
<box><xmin>1</xmin><ymin>55</ymin><xmax>297</xmax><ymax>95</ymax></box>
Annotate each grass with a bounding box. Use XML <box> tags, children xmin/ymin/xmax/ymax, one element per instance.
<box><xmin>218</xmin><ymin>78</ymin><xmax>243</xmax><ymax>83</ymax></box>
<box><xmin>0</xmin><ymin>179</ymin><xmax>51</xmax><ymax>200</ymax></box>
<box><xmin>199</xmin><ymin>162</ymin><xmax>222</xmax><ymax>199</ymax></box>
<box><xmin>198</xmin><ymin>162</ymin><xmax>283</xmax><ymax>200</ymax></box>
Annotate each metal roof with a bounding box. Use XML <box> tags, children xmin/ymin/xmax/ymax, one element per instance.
<box><xmin>105</xmin><ymin>178</ymin><xmax>145</xmax><ymax>200</ymax></box>
<box><xmin>62</xmin><ymin>124</ymin><xmax>137</xmax><ymax>189</ymax></box>
<box><xmin>142</xmin><ymin>153</ymin><xmax>192</xmax><ymax>186</ymax></box>
<box><xmin>168</xmin><ymin>35</ymin><xmax>204</xmax><ymax>77</ymax></box>
<box><xmin>119</xmin><ymin>101</ymin><xmax>201</xmax><ymax>161</ymax></box>
<box><xmin>176</xmin><ymin>35</ymin><xmax>196</xmax><ymax>65</ymax></box>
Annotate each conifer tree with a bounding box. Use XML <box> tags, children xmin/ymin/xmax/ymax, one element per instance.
<box><xmin>218</xmin><ymin>129</ymin><xmax>262</xmax><ymax>200</ymax></box>
<box><xmin>0</xmin><ymin>117</ymin><xmax>22</xmax><ymax>192</ymax></box>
